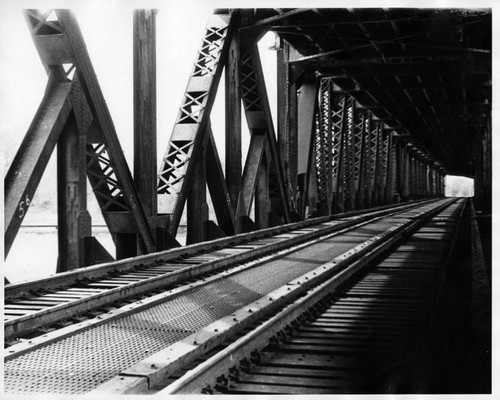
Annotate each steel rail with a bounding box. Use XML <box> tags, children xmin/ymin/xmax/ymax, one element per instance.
<box><xmin>154</xmin><ymin>198</ymin><xmax>464</xmax><ymax>394</ymax></box>
<box><xmin>4</xmin><ymin>200</ymin><xmax>443</xmax><ymax>360</ymax></box>
<box><xmin>5</xmin><ymin>199</ymin><xmax>430</xmax><ymax>300</ymax></box>
<box><xmin>89</xmin><ymin>198</ymin><xmax>456</xmax><ymax>394</ymax></box>
<box><xmin>4</xmin><ymin>200</ymin><xmax>436</xmax><ymax>341</ymax></box>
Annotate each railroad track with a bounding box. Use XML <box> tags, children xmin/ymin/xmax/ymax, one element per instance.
<box><xmin>3</xmin><ymin>198</ymin><xmax>461</xmax><ymax>394</ymax></box>
<box><xmin>152</xmin><ymin>198</ymin><xmax>466</xmax><ymax>395</ymax></box>
<box><xmin>4</xmin><ymin>199</ymin><xmax>434</xmax><ymax>343</ymax></box>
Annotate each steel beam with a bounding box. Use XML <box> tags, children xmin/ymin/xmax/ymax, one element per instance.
<box><xmin>56</xmin><ymin>112</ymin><xmax>89</xmax><ymax>272</ymax></box>
<box><xmin>343</xmin><ymin>96</ymin><xmax>356</xmax><ymax>211</ymax></box>
<box><xmin>277</xmin><ymin>41</ymin><xmax>298</xmax><ymax>215</ymax></box>
<box><xmin>255</xmin><ymin>151</ymin><xmax>270</xmax><ymax>229</ymax></box>
<box><xmin>297</xmin><ymin>82</ymin><xmax>318</xmax><ymax>218</ymax></box>
<box><xmin>133</xmin><ymin>10</ymin><xmax>157</xmax><ymax>237</ymax></box>
<box><xmin>158</xmin><ymin>12</ymin><xmax>235</xmax><ymax>237</ymax></box>
<box><xmin>240</xmin><ymin>46</ymin><xmax>291</xmax><ymax>223</ymax></box>
<box><xmin>330</xmin><ymin>90</ymin><xmax>347</xmax><ymax>213</ymax></box>
<box><xmin>314</xmin><ymin>78</ymin><xmax>333</xmax><ymax>214</ymax></box>
<box><xmin>225</xmin><ymin>17</ymin><xmax>242</xmax><ymax>213</ymax></box>
<box><xmin>206</xmin><ymin>126</ymin><xmax>235</xmax><ymax>235</ymax></box>
<box><xmin>235</xmin><ymin>134</ymin><xmax>266</xmax><ymax>221</ymax></box>
<box><xmin>366</xmin><ymin>113</ymin><xmax>378</xmax><ymax>207</ymax></box>
<box><xmin>55</xmin><ymin>10</ymin><xmax>155</xmax><ymax>254</ymax></box>
<box><xmin>186</xmin><ymin>134</ymin><xmax>208</xmax><ymax>245</ymax></box>
<box><xmin>385</xmin><ymin>131</ymin><xmax>396</xmax><ymax>203</ymax></box>
<box><xmin>4</xmin><ymin>76</ymin><xmax>72</xmax><ymax>258</ymax></box>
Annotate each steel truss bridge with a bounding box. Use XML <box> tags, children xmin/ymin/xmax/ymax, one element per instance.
<box><xmin>3</xmin><ymin>7</ymin><xmax>492</xmax><ymax>395</ymax></box>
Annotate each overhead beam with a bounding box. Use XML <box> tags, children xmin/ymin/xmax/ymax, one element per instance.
<box><xmin>241</xmin><ymin>9</ymin><xmax>312</xmax><ymax>28</ymax></box>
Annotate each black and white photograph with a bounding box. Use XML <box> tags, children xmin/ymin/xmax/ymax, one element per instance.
<box><xmin>1</xmin><ymin>0</ymin><xmax>495</xmax><ymax>397</ymax></box>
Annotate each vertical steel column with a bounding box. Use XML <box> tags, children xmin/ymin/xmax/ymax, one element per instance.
<box><xmin>314</xmin><ymin>78</ymin><xmax>333</xmax><ymax>215</ymax></box>
<box><xmin>407</xmin><ymin>151</ymin><xmax>413</xmax><ymax>199</ymax></box>
<box><xmin>400</xmin><ymin>143</ymin><xmax>408</xmax><ymax>201</ymax></box>
<box><xmin>423</xmin><ymin>161</ymin><xmax>429</xmax><ymax>197</ymax></box>
<box><xmin>134</xmin><ymin>9</ymin><xmax>157</xmax><ymax>251</ymax></box>
<box><xmin>354</xmin><ymin>109</ymin><xmax>367</xmax><ymax>209</ymax></box>
<box><xmin>331</xmin><ymin>89</ymin><xmax>347</xmax><ymax>213</ymax></box>
<box><xmin>385</xmin><ymin>131</ymin><xmax>395</xmax><ymax>203</ymax></box>
<box><xmin>343</xmin><ymin>96</ymin><xmax>356</xmax><ymax>211</ymax></box>
<box><xmin>415</xmin><ymin>156</ymin><xmax>421</xmax><ymax>198</ymax></box>
<box><xmin>411</xmin><ymin>152</ymin><xmax>417</xmax><ymax>199</ymax></box>
<box><xmin>419</xmin><ymin>158</ymin><xmax>425</xmax><ymax>198</ymax></box>
<box><xmin>474</xmin><ymin>117</ymin><xmax>491</xmax><ymax>212</ymax></box>
<box><xmin>57</xmin><ymin>113</ymin><xmax>90</xmax><ymax>272</ymax></box>
<box><xmin>225</xmin><ymin>16</ymin><xmax>241</xmax><ymax>216</ymax></box>
<box><xmin>431</xmin><ymin>165</ymin><xmax>437</xmax><ymax>196</ymax></box>
<box><xmin>255</xmin><ymin>152</ymin><xmax>270</xmax><ymax>229</ymax></box>
<box><xmin>186</xmin><ymin>136</ymin><xmax>208</xmax><ymax>244</ymax></box>
<box><xmin>362</xmin><ymin>111</ymin><xmax>372</xmax><ymax>207</ymax></box>
<box><xmin>420</xmin><ymin>159</ymin><xmax>426</xmax><ymax>198</ymax></box>
<box><xmin>277</xmin><ymin>41</ymin><xmax>298</xmax><ymax>216</ymax></box>
<box><xmin>298</xmin><ymin>82</ymin><xmax>318</xmax><ymax>218</ymax></box>
<box><xmin>364</xmin><ymin>112</ymin><xmax>376</xmax><ymax>207</ymax></box>
<box><xmin>429</xmin><ymin>164</ymin><xmax>435</xmax><ymax>197</ymax></box>
<box><xmin>373</xmin><ymin>121</ymin><xmax>384</xmax><ymax>205</ymax></box>
<box><xmin>378</xmin><ymin>127</ymin><xmax>390</xmax><ymax>204</ymax></box>
<box><xmin>441</xmin><ymin>169</ymin><xmax>446</xmax><ymax>196</ymax></box>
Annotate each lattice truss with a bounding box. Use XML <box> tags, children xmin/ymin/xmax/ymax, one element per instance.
<box><xmin>86</xmin><ymin>144</ymin><xmax>128</xmax><ymax>211</ymax></box>
<box><xmin>378</xmin><ymin>130</ymin><xmax>390</xmax><ymax>191</ymax></box>
<box><xmin>157</xmin><ymin>17</ymin><xmax>229</xmax><ymax>209</ymax></box>
<box><xmin>241</xmin><ymin>53</ymin><xmax>263</xmax><ymax>112</ymax></box>
<box><xmin>386</xmin><ymin>132</ymin><xmax>396</xmax><ymax>198</ymax></box>
<box><xmin>343</xmin><ymin>97</ymin><xmax>356</xmax><ymax>208</ymax></box>
<box><xmin>329</xmin><ymin>93</ymin><xmax>345</xmax><ymax>197</ymax></box>
<box><xmin>352</xmin><ymin>108</ymin><xmax>365</xmax><ymax>182</ymax></box>
<box><xmin>313</xmin><ymin>79</ymin><xmax>347</xmax><ymax>206</ymax></box>
<box><xmin>313</xmin><ymin>79</ymin><xmax>330</xmax><ymax>203</ymax></box>
<box><xmin>368</xmin><ymin>117</ymin><xmax>379</xmax><ymax>198</ymax></box>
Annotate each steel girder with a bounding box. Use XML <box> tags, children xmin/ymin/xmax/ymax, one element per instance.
<box><xmin>158</xmin><ymin>13</ymin><xmax>235</xmax><ymax>236</ymax></box>
<box><xmin>4</xmin><ymin>76</ymin><xmax>73</xmax><ymax>258</ymax></box>
<box><xmin>6</xmin><ymin>10</ymin><xmax>155</xmax><ymax>268</ymax></box>
<box><xmin>238</xmin><ymin>45</ymin><xmax>291</xmax><ymax>226</ymax></box>
<box><xmin>158</xmin><ymin>12</ymin><xmax>291</xmax><ymax>238</ymax></box>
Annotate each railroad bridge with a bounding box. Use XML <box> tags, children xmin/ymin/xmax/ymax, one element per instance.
<box><xmin>3</xmin><ymin>7</ymin><xmax>492</xmax><ymax>395</ymax></box>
